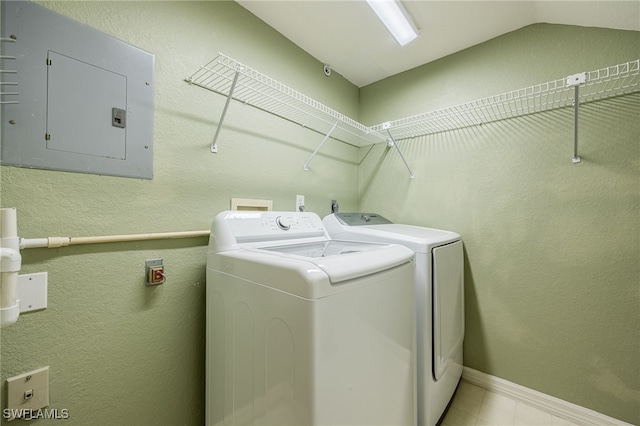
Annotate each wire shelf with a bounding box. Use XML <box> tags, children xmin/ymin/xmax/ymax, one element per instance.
<box><xmin>186</xmin><ymin>53</ymin><xmax>385</xmax><ymax>147</ymax></box>
<box><xmin>186</xmin><ymin>55</ymin><xmax>639</xmax><ymax>174</ymax></box>
<box><xmin>370</xmin><ymin>59</ymin><xmax>640</xmax><ymax>140</ymax></box>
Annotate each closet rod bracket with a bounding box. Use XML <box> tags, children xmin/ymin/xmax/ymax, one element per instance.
<box><xmin>566</xmin><ymin>72</ymin><xmax>586</xmax><ymax>87</ymax></box>
<box><xmin>385</xmin><ymin>122</ymin><xmax>395</xmax><ymax>148</ymax></box>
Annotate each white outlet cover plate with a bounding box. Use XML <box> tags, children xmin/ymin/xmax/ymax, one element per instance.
<box><xmin>18</xmin><ymin>272</ymin><xmax>48</xmax><ymax>313</ymax></box>
<box><xmin>6</xmin><ymin>366</ymin><xmax>50</xmax><ymax>420</ymax></box>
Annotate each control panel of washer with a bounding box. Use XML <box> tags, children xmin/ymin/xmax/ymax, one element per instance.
<box><xmin>224</xmin><ymin>211</ymin><xmax>326</xmax><ymax>243</ymax></box>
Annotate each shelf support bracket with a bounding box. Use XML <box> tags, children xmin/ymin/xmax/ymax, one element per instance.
<box><xmin>210</xmin><ymin>70</ymin><xmax>241</xmax><ymax>153</ymax></box>
<box><xmin>303</xmin><ymin>120</ymin><xmax>339</xmax><ymax>171</ymax></box>
<box><xmin>572</xmin><ymin>84</ymin><xmax>581</xmax><ymax>163</ymax></box>
<box><xmin>386</xmin><ymin>127</ymin><xmax>415</xmax><ymax>179</ymax></box>
<box><xmin>567</xmin><ymin>72</ymin><xmax>585</xmax><ymax>164</ymax></box>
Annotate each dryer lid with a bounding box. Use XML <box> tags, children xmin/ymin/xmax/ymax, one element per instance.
<box><xmin>323</xmin><ymin>213</ymin><xmax>460</xmax><ymax>253</ymax></box>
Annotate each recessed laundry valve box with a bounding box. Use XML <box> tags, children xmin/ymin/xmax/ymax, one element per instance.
<box><xmin>0</xmin><ymin>1</ymin><xmax>154</xmax><ymax>179</ymax></box>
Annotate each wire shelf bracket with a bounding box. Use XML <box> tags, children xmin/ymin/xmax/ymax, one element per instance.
<box><xmin>566</xmin><ymin>72</ymin><xmax>586</xmax><ymax>163</ymax></box>
<box><xmin>209</xmin><ymin>68</ymin><xmax>241</xmax><ymax>153</ymax></box>
<box><xmin>304</xmin><ymin>120</ymin><xmax>339</xmax><ymax>172</ymax></box>
<box><xmin>384</xmin><ymin>123</ymin><xmax>415</xmax><ymax>179</ymax></box>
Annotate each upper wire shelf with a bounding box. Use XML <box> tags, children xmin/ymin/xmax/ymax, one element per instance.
<box><xmin>185</xmin><ymin>56</ymin><xmax>639</xmax><ymax>175</ymax></box>
<box><xmin>370</xmin><ymin>59</ymin><xmax>640</xmax><ymax>140</ymax></box>
<box><xmin>185</xmin><ymin>53</ymin><xmax>385</xmax><ymax>147</ymax></box>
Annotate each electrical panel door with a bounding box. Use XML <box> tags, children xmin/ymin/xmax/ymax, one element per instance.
<box><xmin>1</xmin><ymin>1</ymin><xmax>154</xmax><ymax>179</ymax></box>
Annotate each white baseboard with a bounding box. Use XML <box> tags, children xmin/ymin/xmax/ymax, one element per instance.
<box><xmin>461</xmin><ymin>367</ymin><xmax>635</xmax><ymax>426</ymax></box>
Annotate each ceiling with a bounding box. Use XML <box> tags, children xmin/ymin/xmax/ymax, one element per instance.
<box><xmin>235</xmin><ymin>1</ymin><xmax>640</xmax><ymax>87</ymax></box>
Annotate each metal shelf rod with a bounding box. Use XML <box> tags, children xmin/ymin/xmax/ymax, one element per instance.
<box><xmin>210</xmin><ymin>69</ymin><xmax>240</xmax><ymax>153</ymax></box>
<box><xmin>567</xmin><ymin>72</ymin><xmax>586</xmax><ymax>163</ymax></box>
<box><xmin>386</xmin><ymin>129</ymin><xmax>415</xmax><ymax>179</ymax></box>
<box><xmin>573</xmin><ymin>85</ymin><xmax>581</xmax><ymax>164</ymax></box>
<box><xmin>304</xmin><ymin>120</ymin><xmax>339</xmax><ymax>171</ymax></box>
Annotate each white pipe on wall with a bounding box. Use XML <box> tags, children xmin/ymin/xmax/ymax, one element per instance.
<box><xmin>1</xmin><ymin>207</ymin><xmax>22</xmax><ymax>327</ymax></box>
<box><xmin>1</xmin><ymin>206</ymin><xmax>210</xmax><ymax>327</ymax></box>
<box><xmin>20</xmin><ymin>230</ymin><xmax>210</xmax><ymax>249</ymax></box>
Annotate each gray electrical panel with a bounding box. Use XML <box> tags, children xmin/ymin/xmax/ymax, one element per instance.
<box><xmin>1</xmin><ymin>1</ymin><xmax>155</xmax><ymax>179</ymax></box>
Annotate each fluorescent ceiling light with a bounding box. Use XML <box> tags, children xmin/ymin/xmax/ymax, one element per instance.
<box><xmin>366</xmin><ymin>0</ymin><xmax>418</xmax><ymax>46</ymax></box>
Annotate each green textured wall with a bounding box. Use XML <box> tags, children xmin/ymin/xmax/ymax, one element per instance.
<box><xmin>0</xmin><ymin>1</ymin><xmax>360</xmax><ymax>425</ymax></box>
<box><xmin>359</xmin><ymin>24</ymin><xmax>640</xmax><ymax>424</ymax></box>
<box><xmin>1</xmin><ymin>2</ymin><xmax>639</xmax><ymax>425</ymax></box>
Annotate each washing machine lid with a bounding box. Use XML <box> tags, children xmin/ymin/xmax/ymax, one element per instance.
<box><xmin>252</xmin><ymin>240</ymin><xmax>413</xmax><ymax>284</ymax></box>
<box><xmin>323</xmin><ymin>213</ymin><xmax>460</xmax><ymax>253</ymax></box>
<box><xmin>261</xmin><ymin>240</ymin><xmax>385</xmax><ymax>257</ymax></box>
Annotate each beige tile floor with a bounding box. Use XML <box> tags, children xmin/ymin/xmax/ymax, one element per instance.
<box><xmin>440</xmin><ymin>381</ymin><xmax>581</xmax><ymax>426</ymax></box>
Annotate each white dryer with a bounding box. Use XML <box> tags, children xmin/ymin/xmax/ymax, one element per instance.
<box><xmin>206</xmin><ymin>210</ymin><xmax>416</xmax><ymax>426</ymax></box>
<box><xmin>323</xmin><ymin>213</ymin><xmax>464</xmax><ymax>426</ymax></box>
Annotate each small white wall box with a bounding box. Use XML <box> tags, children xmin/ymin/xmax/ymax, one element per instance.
<box><xmin>230</xmin><ymin>198</ymin><xmax>273</xmax><ymax>211</ymax></box>
<box><xmin>1</xmin><ymin>1</ymin><xmax>155</xmax><ymax>179</ymax></box>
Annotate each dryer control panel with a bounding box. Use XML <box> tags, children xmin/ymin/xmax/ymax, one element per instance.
<box><xmin>210</xmin><ymin>211</ymin><xmax>326</xmax><ymax>252</ymax></box>
<box><xmin>334</xmin><ymin>212</ymin><xmax>393</xmax><ymax>226</ymax></box>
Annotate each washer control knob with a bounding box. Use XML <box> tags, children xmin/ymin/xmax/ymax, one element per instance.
<box><xmin>361</xmin><ymin>214</ymin><xmax>371</xmax><ymax>222</ymax></box>
<box><xmin>276</xmin><ymin>216</ymin><xmax>290</xmax><ymax>230</ymax></box>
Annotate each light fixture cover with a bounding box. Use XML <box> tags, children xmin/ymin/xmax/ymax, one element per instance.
<box><xmin>366</xmin><ymin>0</ymin><xmax>418</xmax><ymax>46</ymax></box>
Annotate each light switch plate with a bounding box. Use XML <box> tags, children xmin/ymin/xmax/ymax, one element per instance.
<box><xmin>6</xmin><ymin>366</ymin><xmax>50</xmax><ymax>421</ymax></box>
<box><xmin>18</xmin><ymin>272</ymin><xmax>48</xmax><ymax>313</ymax></box>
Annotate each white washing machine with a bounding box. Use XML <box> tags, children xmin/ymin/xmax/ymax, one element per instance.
<box><xmin>206</xmin><ymin>210</ymin><xmax>416</xmax><ymax>426</ymax></box>
<box><xmin>323</xmin><ymin>213</ymin><xmax>464</xmax><ymax>426</ymax></box>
